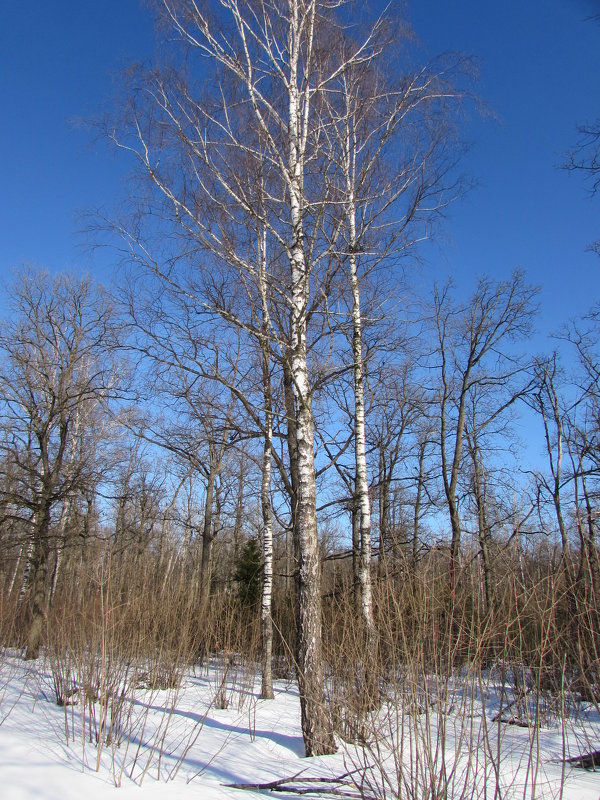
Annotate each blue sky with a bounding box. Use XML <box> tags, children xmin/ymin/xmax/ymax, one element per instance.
<box><xmin>0</xmin><ymin>2</ymin><xmax>155</xmax><ymax>286</ymax></box>
<box><xmin>409</xmin><ymin>1</ymin><xmax>600</xmax><ymax>326</ymax></box>
<box><xmin>1</xmin><ymin>0</ymin><xmax>599</xmax><ymax>335</ymax></box>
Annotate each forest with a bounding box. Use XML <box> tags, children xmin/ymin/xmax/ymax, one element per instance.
<box><xmin>0</xmin><ymin>0</ymin><xmax>599</xmax><ymax>796</ymax></box>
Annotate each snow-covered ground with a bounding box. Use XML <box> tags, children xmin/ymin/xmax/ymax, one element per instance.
<box><xmin>2</xmin><ymin>652</ymin><xmax>600</xmax><ymax>800</ymax></box>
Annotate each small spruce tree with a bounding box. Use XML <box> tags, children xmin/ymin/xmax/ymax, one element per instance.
<box><xmin>234</xmin><ymin>537</ymin><xmax>262</xmax><ymax>607</ymax></box>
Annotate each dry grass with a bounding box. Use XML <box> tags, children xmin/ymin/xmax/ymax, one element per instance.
<box><xmin>1</xmin><ymin>537</ymin><xmax>599</xmax><ymax>795</ymax></box>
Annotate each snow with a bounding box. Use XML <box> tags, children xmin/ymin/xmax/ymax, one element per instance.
<box><xmin>2</xmin><ymin>652</ymin><xmax>600</xmax><ymax>800</ymax></box>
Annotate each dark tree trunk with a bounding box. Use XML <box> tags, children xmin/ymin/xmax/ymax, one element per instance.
<box><xmin>24</xmin><ymin>505</ymin><xmax>52</xmax><ymax>660</ymax></box>
<box><xmin>199</xmin><ymin>470</ymin><xmax>216</xmax><ymax>614</ymax></box>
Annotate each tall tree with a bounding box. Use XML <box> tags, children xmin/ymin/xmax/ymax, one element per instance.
<box><xmin>324</xmin><ymin>42</ymin><xmax>463</xmax><ymax>638</ymax></box>
<box><xmin>431</xmin><ymin>272</ymin><xmax>538</xmax><ymax>595</ymax></box>
<box><xmin>122</xmin><ymin>256</ymin><xmax>278</xmax><ymax>693</ymax></box>
<box><xmin>0</xmin><ymin>268</ymin><xmax>122</xmax><ymax>658</ymax></box>
<box><xmin>528</xmin><ymin>354</ymin><xmax>574</xmax><ymax>575</ymax></box>
<box><xmin>109</xmin><ymin>0</ymin><xmax>466</xmax><ymax>755</ymax></box>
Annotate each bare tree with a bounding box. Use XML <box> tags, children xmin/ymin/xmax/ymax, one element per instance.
<box><xmin>107</xmin><ymin>0</ymin><xmax>467</xmax><ymax>754</ymax></box>
<box><xmin>132</xmin><ymin>363</ymin><xmax>241</xmax><ymax>614</ymax></box>
<box><xmin>107</xmin><ymin>0</ymin><xmax>375</xmax><ymax>755</ymax></box>
<box><xmin>367</xmin><ymin>358</ymin><xmax>423</xmax><ymax>569</ymax></box>
<box><xmin>528</xmin><ymin>354</ymin><xmax>575</xmax><ymax>574</ymax></box>
<box><xmin>431</xmin><ymin>272</ymin><xmax>538</xmax><ymax>595</ymax></box>
<box><xmin>0</xmin><ymin>268</ymin><xmax>122</xmax><ymax>658</ymax></box>
<box><xmin>568</xmin><ymin>306</ymin><xmax>600</xmax><ymax>473</ymax></box>
<box><xmin>120</xmin><ymin>232</ymin><xmax>281</xmax><ymax>691</ymax></box>
<box><xmin>319</xmin><ymin>26</ymin><xmax>468</xmax><ymax>638</ymax></box>
<box><xmin>462</xmin><ymin>382</ymin><xmax>531</xmax><ymax>615</ymax></box>
<box><xmin>562</xmin><ymin>310</ymin><xmax>600</xmax><ymax>587</ymax></box>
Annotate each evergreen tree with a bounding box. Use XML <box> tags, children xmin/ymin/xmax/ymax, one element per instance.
<box><xmin>235</xmin><ymin>538</ymin><xmax>262</xmax><ymax>607</ymax></box>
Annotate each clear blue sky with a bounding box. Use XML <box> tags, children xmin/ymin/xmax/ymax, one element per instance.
<box><xmin>409</xmin><ymin>0</ymin><xmax>600</xmax><ymax>331</ymax></box>
<box><xmin>1</xmin><ymin>0</ymin><xmax>599</xmax><ymax>335</ymax></box>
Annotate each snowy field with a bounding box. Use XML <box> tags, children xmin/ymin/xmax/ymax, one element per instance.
<box><xmin>2</xmin><ymin>652</ymin><xmax>600</xmax><ymax>800</ymax></box>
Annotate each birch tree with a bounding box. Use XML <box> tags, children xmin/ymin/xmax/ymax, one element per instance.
<box><xmin>321</xmin><ymin>34</ymin><xmax>467</xmax><ymax>635</ymax></box>
<box><xmin>110</xmin><ymin>0</ymin><xmax>369</xmax><ymax>755</ymax></box>
<box><xmin>108</xmin><ymin>0</ymin><xmax>467</xmax><ymax>754</ymax></box>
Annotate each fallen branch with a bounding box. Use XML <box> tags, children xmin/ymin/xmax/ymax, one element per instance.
<box><xmin>492</xmin><ymin>687</ymin><xmax>533</xmax><ymax>724</ymax></box>
<box><xmin>497</xmin><ymin>716</ymin><xmax>532</xmax><ymax>728</ymax></box>
<box><xmin>565</xmin><ymin>749</ymin><xmax>600</xmax><ymax>770</ymax></box>
<box><xmin>224</xmin><ymin>767</ymin><xmax>374</xmax><ymax>797</ymax></box>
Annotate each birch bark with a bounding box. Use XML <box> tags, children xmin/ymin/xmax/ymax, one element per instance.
<box><xmin>287</xmin><ymin>0</ymin><xmax>335</xmax><ymax>755</ymax></box>
<box><xmin>344</xmin><ymin>102</ymin><xmax>374</xmax><ymax>639</ymax></box>
<box><xmin>258</xmin><ymin>222</ymin><xmax>274</xmax><ymax>700</ymax></box>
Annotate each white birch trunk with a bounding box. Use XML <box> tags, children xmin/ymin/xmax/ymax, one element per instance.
<box><xmin>16</xmin><ymin>536</ymin><xmax>34</xmax><ymax>605</ymax></box>
<box><xmin>147</xmin><ymin>0</ymin><xmax>337</xmax><ymax>756</ymax></box>
<box><xmin>287</xmin><ymin>0</ymin><xmax>335</xmax><ymax>756</ymax></box>
<box><xmin>344</xmin><ymin>114</ymin><xmax>375</xmax><ymax>638</ymax></box>
<box><xmin>48</xmin><ymin>496</ymin><xmax>71</xmax><ymax>609</ymax></box>
<box><xmin>259</xmin><ymin>221</ymin><xmax>274</xmax><ymax>700</ymax></box>
<box><xmin>7</xmin><ymin>542</ymin><xmax>24</xmax><ymax>600</ymax></box>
